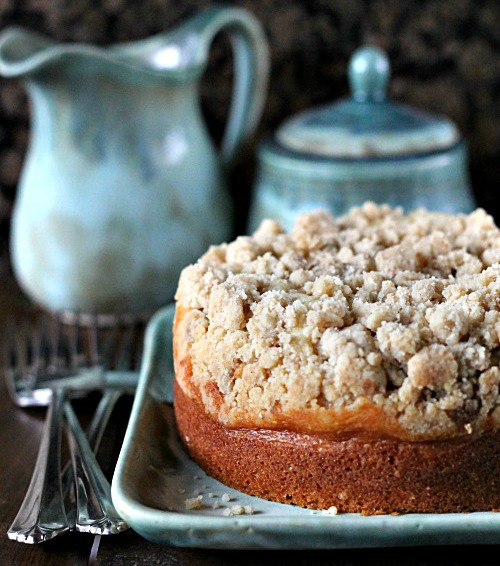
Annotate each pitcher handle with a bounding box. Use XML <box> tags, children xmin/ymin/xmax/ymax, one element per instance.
<box><xmin>191</xmin><ymin>7</ymin><xmax>269</xmax><ymax>168</ymax></box>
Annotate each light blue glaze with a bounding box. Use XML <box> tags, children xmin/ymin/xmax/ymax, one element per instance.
<box><xmin>348</xmin><ymin>46</ymin><xmax>390</xmax><ymax>102</ymax></box>
<box><xmin>249</xmin><ymin>140</ymin><xmax>472</xmax><ymax>232</ymax></box>
<box><xmin>249</xmin><ymin>46</ymin><xmax>474</xmax><ymax>232</ymax></box>
<box><xmin>0</xmin><ymin>7</ymin><xmax>269</xmax><ymax>313</ymax></box>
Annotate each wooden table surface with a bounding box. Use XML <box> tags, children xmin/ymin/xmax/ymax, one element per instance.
<box><xmin>0</xmin><ymin>277</ymin><xmax>498</xmax><ymax>565</ymax></box>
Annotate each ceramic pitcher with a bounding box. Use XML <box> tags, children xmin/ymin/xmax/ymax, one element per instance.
<box><xmin>0</xmin><ymin>7</ymin><xmax>269</xmax><ymax>313</ymax></box>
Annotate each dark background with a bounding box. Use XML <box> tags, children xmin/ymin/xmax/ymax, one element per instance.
<box><xmin>0</xmin><ymin>0</ymin><xmax>499</xmax><ymax>274</ymax></box>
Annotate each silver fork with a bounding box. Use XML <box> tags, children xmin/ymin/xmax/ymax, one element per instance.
<box><xmin>6</xmin><ymin>316</ymin><xmax>94</xmax><ymax>544</ymax></box>
<box><xmin>70</xmin><ymin>320</ymin><xmax>140</xmax><ymax>534</ymax></box>
<box><xmin>7</xmin><ymin>385</ymin><xmax>70</xmax><ymax>543</ymax></box>
<box><xmin>5</xmin><ymin>312</ymin><xmax>144</xmax><ymax>543</ymax></box>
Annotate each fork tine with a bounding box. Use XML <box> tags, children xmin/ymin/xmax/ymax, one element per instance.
<box><xmin>87</xmin><ymin>313</ymin><xmax>100</xmax><ymax>367</ymax></box>
<box><xmin>39</xmin><ymin>314</ymin><xmax>59</xmax><ymax>383</ymax></box>
<box><xmin>5</xmin><ymin>316</ymin><xmax>45</xmax><ymax>405</ymax></box>
<box><xmin>30</xmin><ymin>315</ymin><xmax>44</xmax><ymax>381</ymax></box>
<box><xmin>36</xmin><ymin>315</ymin><xmax>50</xmax><ymax>380</ymax></box>
<box><xmin>13</xmin><ymin>318</ymin><xmax>28</xmax><ymax>382</ymax></box>
<box><xmin>99</xmin><ymin>320</ymin><xmax>119</xmax><ymax>371</ymax></box>
<box><xmin>19</xmin><ymin>317</ymin><xmax>42</xmax><ymax>389</ymax></box>
<box><xmin>4</xmin><ymin>318</ymin><xmax>20</xmax><ymax>402</ymax></box>
<box><xmin>4</xmin><ymin>318</ymin><xmax>16</xmax><ymax>370</ymax></box>
<box><xmin>66</xmin><ymin>312</ymin><xmax>80</xmax><ymax>371</ymax></box>
<box><xmin>47</xmin><ymin>315</ymin><xmax>62</xmax><ymax>375</ymax></box>
<box><xmin>114</xmin><ymin>318</ymin><xmax>138</xmax><ymax>371</ymax></box>
<box><xmin>132</xmin><ymin>321</ymin><xmax>145</xmax><ymax>370</ymax></box>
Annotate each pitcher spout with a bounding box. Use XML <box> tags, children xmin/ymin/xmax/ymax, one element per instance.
<box><xmin>0</xmin><ymin>24</ymin><xmax>205</xmax><ymax>82</ymax></box>
<box><xmin>0</xmin><ymin>27</ymin><xmax>64</xmax><ymax>78</ymax></box>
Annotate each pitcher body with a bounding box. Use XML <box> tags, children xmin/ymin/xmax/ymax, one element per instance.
<box><xmin>13</xmin><ymin>72</ymin><xmax>229</xmax><ymax>312</ymax></box>
<box><xmin>0</xmin><ymin>7</ymin><xmax>269</xmax><ymax>313</ymax></box>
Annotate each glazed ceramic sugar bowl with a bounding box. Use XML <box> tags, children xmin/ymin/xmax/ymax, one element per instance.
<box><xmin>249</xmin><ymin>46</ymin><xmax>475</xmax><ymax>231</ymax></box>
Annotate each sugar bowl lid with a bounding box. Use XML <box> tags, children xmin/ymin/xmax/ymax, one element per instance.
<box><xmin>276</xmin><ymin>46</ymin><xmax>460</xmax><ymax>159</ymax></box>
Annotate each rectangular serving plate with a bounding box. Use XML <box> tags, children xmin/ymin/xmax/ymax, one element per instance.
<box><xmin>111</xmin><ymin>305</ymin><xmax>500</xmax><ymax>549</ymax></box>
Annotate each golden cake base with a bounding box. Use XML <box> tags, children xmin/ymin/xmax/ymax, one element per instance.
<box><xmin>174</xmin><ymin>381</ymin><xmax>500</xmax><ymax>515</ymax></box>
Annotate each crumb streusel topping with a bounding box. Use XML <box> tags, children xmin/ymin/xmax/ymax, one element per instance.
<box><xmin>174</xmin><ymin>203</ymin><xmax>500</xmax><ymax>440</ymax></box>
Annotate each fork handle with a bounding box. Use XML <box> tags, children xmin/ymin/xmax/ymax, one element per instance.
<box><xmin>62</xmin><ymin>388</ymin><xmax>124</xmax><ymax>528</ymax></box>
<box><xmin>7</xmin><ymin>388</ymin><xmax>70</xmax><ymax>543</ymax></box>
<box><xmin>86</xmin><ymin>388</ymin><xmax>123</xmax><ymax>452</ymax></box>
<box><xmin>65</xmin><ymin>400</ymin><xmax>128</xmax><ymax>535</ymax></box>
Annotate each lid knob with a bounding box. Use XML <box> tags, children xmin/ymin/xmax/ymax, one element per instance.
<box><xmin>348</xmin><ymin>46</ymin><xmax>390</xmax><ymax>102</ymax></box>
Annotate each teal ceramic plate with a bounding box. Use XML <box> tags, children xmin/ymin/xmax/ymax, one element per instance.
<box><xmin>111</xmin><ymin>306</ymin><xmax>500</xmax><ymax>549</ymax></box>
